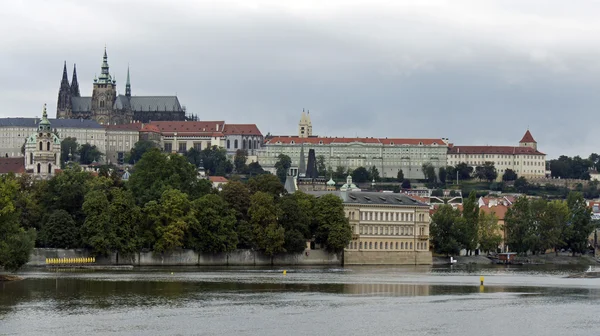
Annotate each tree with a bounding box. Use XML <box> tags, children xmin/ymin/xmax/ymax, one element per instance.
<box><xmin>78</xmin><ymin>143</ymin><xmax>103</xmax><ymax>164</ymax></box>
<box><xmin>397</xmin><ymin>169</ymin><xmax>404</xmax><ymax>182</ymax></box>
<box><xmin>41</xmin><ymin>210</ymin><xmax>79</xmax><ymax>248</ymax></box>
<box><xmin>313</xmin><ymin>194</ymin><xmax>351</xmax><ymax>252</ymax></box>
<box><xmin>422</xmin><ymin>163</ymin><xmax>437</xmax><ymax>184</ymax></box>
<box><xmin>502</xmin><ymin>169</ymin><xmax>518</xmax><ymax>181</ymax></box>
<box><xmin>246</xmin><ymin>162</ymin><xmax>266</xmax><ymax>176</ymax></box>
<box><xmin>514</xmin><ymin>177</ymin><xmax>529</xmax><ymax>193</ymax></box>
<box><xmin>445</xmin><ymin>166</ymin><xmax>456</xmax><ymax>184</ymax></box>
<box><xmin>368</xmin><ymin>166</ymin><xmax>380</xmax><ymax>181</ymax></box>
<box><xmin>188</xmin><ymin>194</ymin><xmax>238</xmax><ymax>253</ymax></box>
<box><xmin>539</xmin><ymin>200</ymin><xmax>569</xmax><ymax>255</ymax></box>
<box><xmin>184</xmin><ymin>147</ymin><xmax>203</xmax><ymax>167</ymax></box>
<box><xmin>198</xmin><ymin>146</ymin><xmax>232</xmax><ymax>176</ymax></box>
<box><xmin>565</xmin><ymin>191</ymin><xmax>594</xmax><ymax>255</ymax></box>
<box><xmin>505</xmin><ymin>196</ymin><xmax>534</xmax><ymax>254</ymax></box>
<box><xmin>248</xmin><ymin>191</ymin><xmax>285</xmax><ymax>256</ymax></box>
<box><xmin>43</xmin><ymin>164</ymin><xmax>93</xmax><ymax>225</ymax></box>
<box><xmin>220</xmin><ymin>181</ymin><xmax>253</xmax><ymax>249</ymax></box>
<box><xmin>430</xmin><ymin>204</ymin><xmax>462</xmax><ymax>255</ymax></box>
<box><xmin>247</xmin><ymin>174</ymin><xmax>285</xmax><ymax>198</ymax></box>
<box><xmin>334</xmin><ymin>166</ymin><xmax>347</xmax><ymax>180</ymax></box>
<box><xmin>233</xmin><ymin>149</ymin><xmax>248</xmax><ymax>173</ymax></box>
<box><xmin>274</xmin><ymin>154</ymin><xmax>292</xmax><ymax>183</ymax></box>
<box><xmin>455</xmin><ymin>163</ymin><xmax>473</xmax><ymax>180</ymax></box>
<box><xmin>0</xmin><ymin>176</ymin><xmax>36</xmax><ymax>272</ymax></box>
<box><xmin>128</xmin><ymin>140</ymin><xmax>158</xmax><ymax>164</ymax></box>
<box><xmin>316</xmin><ymin>155</ymin><xmax>327</xmax><ymax>177</ymax></box>
<box><xmin>401</xmin><ymin>179</ymin><xmax>412</xmax><ymax>189</ymax></box>
<box><xmin>60</xmin><ymin>137</ymin><xmax>78</xmax><ymax>165</ymax></box>
<box><xmin>438</xmin><ymin>166</ymin><xmax>447</xmax><ymax>184</ymax></box>
<box><xmin>459</xmin><ymin>191</ymin><xmax>480</xmax><ymax>255</ymax></box>
<box><xmin>481</xmin><ymin>162</ymin><xmax>497</xmax><ymax>182</ymax></box>
<box><xmin>478</xmin><ymin>211</ymin><xmax>502</xmax><ymax>254</ymax></box>
<box><xmin>143</xmin><ymin>189</ymin><xmax>197</xmax><ymax>253</ymax></box>
<box><xmin>278</xmin><ymin>194</ymin><xmax>311</xmax><ymax>253</ymax></box>
<box><xmin>352</xmin><ymin>167</ymin><xmax>370</xmax><ymax>183</ymax></box>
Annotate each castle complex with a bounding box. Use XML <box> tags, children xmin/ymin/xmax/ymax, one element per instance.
<box><xmin>56</xmin><ymin>49</ymin><xmax>187</xmax><ymax>125</ymax></box>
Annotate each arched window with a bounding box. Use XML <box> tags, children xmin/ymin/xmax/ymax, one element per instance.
<box><xmin>227</xmin><ymin>140</ymin><xmax>230</xmax><ymax>149</ymax></box>
<box><xmin>46</xmin><ymin>142</ymin><xmax>50</xmax><ymax>151</ymax></box>
<box><xmin>401</xmin><ymin>242</ymin><xmax>404</xmax><ymax>249</ymax></box>
<box><xmin>29</xmin><ymin>153</ymin><xmax>33</xmax><ymax>164</ymax></box>
<box><xmin>380</xmin><ymin>242</ymin><xmax>383</xmax><ymax>249</ymax></box>
<box><xmin>369</xmin><ymin>242</ymin><xmax>372</xmax><ymax>249</ymax></box>
<box><xmin>48</xmin><ymin>163</ymin><xmax>52</xmax><ymax>174</ymax></box>
<box><xmin>410</xmin><ymin>242</ymin><xmax>413</xmax><ymax>249</ymax></box>
<box><xmin>254</xmin><ymin>140</ymin><xmax>258</xmax><ymax>149</ymax></box>
<box><xmin>385</xmin><ymin>242</ymin><xmax>388</xmax><ymax>249</ymax></box>
<box><xmin>37</xmin><ymin>163</ymin><xmax>40</xmax><ymax>174</ymax></box>
<box><xmin>243</xmin><ymin>139</ymin><xmax>247</xmax><ymax>149</ymax></box>
<box><xmin>359</xmin><ymin>242</ymin><xmax>362</xmax><ymax>249</ymax></box>
<box><xmin>100</xmin><ymin>100</ymin><xmax>105</xmax><ymax>108</ymax></box>
<box><xmin>234</xmin><ymin>139</ymin><xmax>238</xmax><ymax>148</ymax></box>
<box><xmin>395</xmin><ymin>242</ymin><xmax>398</xmax><ymax>249</ymax></box>
<box><xmin>39</xmin><ymin>141</ymin><xmax>42</xmax><ymax>150</ymax></box>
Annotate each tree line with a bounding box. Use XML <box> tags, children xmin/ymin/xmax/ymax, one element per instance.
<box><xmin>0</xmin><ymin>148</ymin><xmax>351</xmax><ymax>272</ymax></box>
<box><xmin>430</xmin><ymin>191</ymin><xmax>596</xmax><ymax>256</ymax></box>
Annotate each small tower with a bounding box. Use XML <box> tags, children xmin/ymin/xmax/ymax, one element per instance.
<box><xmin>56</xmin><ymin>61</ymin><xmax>72</xmax><ymax>119</ymax></box>
<box><xmin>25</xmin><ymin>104</ymin><xmax>61</xmax><ymax>179</ymax></box>
<box><xmin>71</xmin><ymin>64</ymin><xmax>80</xmax><ymax>97</ymax></box>
<box><xmin>125</xmin><ymin>65</ymin><xmax>132</xmax><ymax>98</ymax></box>
<box><xmin>298</xmin><ymin>109</ymin><xmax>313</xmax><ymax>138</ymax></box>
<box><xmin>298</xmin><ymin>144</ymin><xmax>306</xmax><ymax>177</ymax></box>
<box><xmin>91</xmin><ymin>47</ymin><xmax>117</xmax><ymax>125</ymax></box>
<box><xmin>519</xmin><ymin>130</ymin><xmax>537</xmax><ymax>150</ymax></box>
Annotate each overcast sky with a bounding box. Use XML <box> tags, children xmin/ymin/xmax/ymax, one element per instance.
<box><xmin>2</xmin><ymin>0</ymin><xmax>600</xmax><ymax>159</ymax></box>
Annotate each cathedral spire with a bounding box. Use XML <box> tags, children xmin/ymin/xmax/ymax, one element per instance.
<box><xmin>98</xmin><ymin>47</ymin><xmax>112</xmax><ymax>84</ymax></box>
<box><xmin>125</xmin><ymin>65</ymin><xmax>131</xmax><ymax>97</ymax></box>
<box><xmin>61</xmin><ymin>61</ymin><xmax>69</xmax><ymax>87</ymax></box>
<box><xmin>57</xmin><ymin>61</ymin><xmax>72</xmax><ymax>114</ymax></box>
<box><xmin>71</xmin><ymin>63</ymin><xmax>80</xmax><ymax>97</ymax></box>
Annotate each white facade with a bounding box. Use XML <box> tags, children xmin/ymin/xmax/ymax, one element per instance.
<box><xmin>24</xmin><ymin>107</ymin><xmax>61</xmax><ymax>179</ymax></box>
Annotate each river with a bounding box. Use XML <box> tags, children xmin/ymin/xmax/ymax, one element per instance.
<box><xmin>1</xmin><ymin>265</ymin><xmax>599</xmax><ymax>336</ymax></box>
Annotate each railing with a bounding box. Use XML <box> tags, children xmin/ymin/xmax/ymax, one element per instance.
<box><xmin>46</xmin><ymin>257</ymin><xmax>95</xmax><ymax>264</ymax></box>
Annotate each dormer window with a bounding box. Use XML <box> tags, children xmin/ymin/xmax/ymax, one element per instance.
<box><xmin>419</xmin><ymin>141</ymin><xmax>423</xmax><ymax>145</ymax></box>
<box><xmin>390</xmin><ymin>142</ymin><xmax>394</xmax><ymax>145</ymax></box>
<box><xmin>290</xmin><ymin>140</ymin><xmax>295</xmax><ymax>145</ymax></box>
<box><xmin>319</xmin><ymin>141</ymin><xmax>323</xmax><ymax>145</ymax></box>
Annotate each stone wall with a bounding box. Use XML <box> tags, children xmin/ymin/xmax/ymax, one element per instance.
<box><xmin>344</xmin><ymin>251</ymin><xmax>432</xmax><ymax>265</ymax></box>
<box><xmin>28</xmin><ymin>248</ymin><xmax>341</xmax><ymax>266</ymax></box>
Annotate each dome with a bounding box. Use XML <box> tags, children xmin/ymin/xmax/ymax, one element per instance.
<box><xmin>327</xmin><ymin>178</ymin><xmax>335</xmax><ymax>186</ymax></box>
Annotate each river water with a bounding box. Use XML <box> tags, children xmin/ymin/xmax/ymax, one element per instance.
<box><xmin>1</xmin><ymin>265</ymin><xmax>599</xmax><ymax>336</ymax></box>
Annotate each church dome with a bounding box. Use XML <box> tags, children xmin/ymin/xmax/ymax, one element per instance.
<box><xmin>327</xmin><ymin>177</ymin><xmax>335</xmax><ymax>186</ymax></box>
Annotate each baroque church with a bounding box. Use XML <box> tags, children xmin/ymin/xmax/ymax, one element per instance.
<box><xmin>56</xmin><ymin>49</ymin><xmax>188</xmax><ymax>125</ymax></box>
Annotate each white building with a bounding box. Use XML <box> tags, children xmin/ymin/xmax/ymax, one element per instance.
<box><xmin>447</xmin><ymin>130</ymin><xmax>546</xmax><ymax>180</ymax></box>
<box><xmin>24</xmin><ymin>105</ymin><xmax>61</xmax><ymax>178</ymax></box>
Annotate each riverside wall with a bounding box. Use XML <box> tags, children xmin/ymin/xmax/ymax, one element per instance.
<box><xmin>344</xmin><ymin>251</ymin><xmax>432</xmax><ymax>265</ymax></box>
<box><xmin>27</xmin><ymin>248</ymin><xmax>342</xmax><ymax>266</ymax></box>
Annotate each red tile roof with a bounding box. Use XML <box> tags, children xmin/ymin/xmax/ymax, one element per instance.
<box><xmin>209</xmin><ymin>176</ymin><xmax>228</xmax><ymax>183</ymax></box>
<box><xmin>140</xmin><ymin>124</ymin><xmax>161</xmax><ymax>133</ymax></box>
<box><xmin>479</xmin><ymin>204</ymin><xmax>509</xmax><ymax>220</ymax></box>
<box><xmin>0</xmin><ymin>157</ymin><xmax>25</xmax><ymax>174</ymax></box>
<box><xmin>448</xmin><ymin>146</ymin><xmax>544</xmax><ymax>155</ymax></box>
<box><xmin>222</xmin><ymin>124</ymin><xmax>263</xmax><ymax>136</ymax></box>
<box><xmin>265</xmin><ymin>136</ymin><xmax>447</xmax><ymax>146</ymax></box>
<box><xmin>150</xmin><ymin>121</ymin><xmax>226</xmax><ymax>137</ymax></box>
<box><xmin>519</xmin><ymin>130</ymin><xmax>536</xmax><ymax>143</ymax></box>
<box><xmin>106</xmin><ymin>123</ymin><xmax>143</xmax><ymax>131</ymax></box>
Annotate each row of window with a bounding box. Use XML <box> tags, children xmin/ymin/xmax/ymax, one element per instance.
<box><xmin>358</xmin><ymin>211</ymin><xmax>426</xmax><ymax>222</ymax></box>
<box><xmin>450</xmin><ymin>154</ymin><xmax>543</xmax><ymax>160</ymax></box>
<box><xmin>347</xmin><ymin>241</ymin><xmax>428</xmax><ymax>250</ymax></box>
<box><xmin>360</xmin><ymin>225</ymin><xmax>416</xmax><ymax>236</ymax></box>
<box><xmin>226</xmin><ymin>139</ymin><xmax>261</xmax><ymax>150</ymax></box>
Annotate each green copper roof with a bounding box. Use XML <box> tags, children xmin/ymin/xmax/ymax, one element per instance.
<box><xmin>38</xmin><ymin>104</ymin><xmax>51</xmax><ymax>130</ymax></box>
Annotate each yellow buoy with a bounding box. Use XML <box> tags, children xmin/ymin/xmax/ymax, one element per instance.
<box><xmin>283</xmin><ymin>270</ymin><xmax>287</xmax><ymax>276</ymax></box>
<box><xmin>480</xmin><ymin>276</ymin><xmax>484</xmax><ymax>286</ymax></box>
<box><xmin>171</xmin><ymin>272</ymin><xmax>174</xmax><ymax>275</ymax></box>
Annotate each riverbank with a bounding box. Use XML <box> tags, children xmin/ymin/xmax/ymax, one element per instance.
<box><xmin>0</xmin><ymin>274</ymin><xmax>23</xmax><ymax>282</ymax></box>
<box><xmin>434</xmin><ymin>254</ymin><xmax>600</xmax><ymax>266</ymax></box>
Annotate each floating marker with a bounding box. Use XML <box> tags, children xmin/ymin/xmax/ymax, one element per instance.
<box><xmin>480</xmin><ymin>276</ymin><xmax>484</xmax><ymax>286</ymax></box>
<box><xmin>283</xmin><ymin>270</ymin><xmax>287</xmax><ymax>276</ymax></box>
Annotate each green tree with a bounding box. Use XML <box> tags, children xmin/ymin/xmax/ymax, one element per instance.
<box><xmin>438</xmin><ymin>166</ymin><xmax>447</xmax><ymax>184</ymax></box>
<box><xmin>248</xmin><ymin>191</ymin><xmax>285</xmax><ymax>256</ymax></box>
<box><xmin>43</xmin><ymin>164</ymin><xmax>93</xmax><ymax>224</ymax></box>
<box><xmin>397</xmin><ymin>169</ymin><xmax>404</xmax><ymax>182</ymax></box>
<box><xmin>422</xmin><ymin>163</ymin><xmax>437</xmax><ymax>184</ymax></box>
<box><xmin>247</xmin><ymin>174</ymin><xmax>285</xmax><ymax>198</ymax></box>
<box><xmin>539</xmin><ymin>200</ymin><xmax>569</xmax><ymax>255</ymax></box>
<box><xmin>60</xmin><ymin>137</ymin><xmax>78</xmax><ymax>165</ymax></box>
<box><xmin>368</xmin><ymin>166</ymin><xmax>380</xmax><ymax>181</ymax></box>
<box><xmin>334</xmin><ymin>166</ymin><xmax>347</xmax><ymax>180</ymax></box>
<box><xmin>459</xmin><ymin>191</ymin><xmax>479</xmax><ymax>255</ymax></box>
<box><xmin>234</xmin><ymin>149</ymin><xmax>248</xmax><ymax>173</ymax></box>
<box><xmin>565</xmin><ymin>191</ymin><xmax>594</xmax><ymax>255</ymax></box>
<box><xmin>401</xmin><ymin>179</ymin><xmax>411</xmax><ymax>189</ymax></box>
<box><xmin>455</xmin><ymin>162</ymin><xmax>473</xmax><ymax>180</ymax></box>
<box><xmin>478</xmin><ymin>211</ymin><xmax>502</xmax><ymax>254</ymax></box>
<box><xmin>198</xmin><ymin>146</ymin><xmax>232</xmax><ymax>176</ymax></box>
<box><xmin>313</xmin><ymin>194</ymin><xmax>351</xmax><ymax>252</ymax></box>
<box><xmin>482</xmin><ymin>162</ymin><xmax>498</xmax><ymax>182</ymax></box>
<box><xmin>220</xmin><ymin>181</ymin><xmax>252</xmax><ymax>248</ymax></box>
<box><xmin>144</xmin><ymin>189</ymin><xmax>196</xmax><ymax>253</ymax></box>
<box><xmin>352</xmin><ymin>167</ymin><xmax>370</xmax><ymax>183</ymax></box>
<box><xmin>316</xmin><ymin>155</ymin><xmax>327</xmax><ymax>177</ymax></box>
<box><xmin>246</xmin><ymin>162</ymin><xmax>266</xmax><ymax>176</ymax></box>
<box><xmin>274</xmin><ymin>154</ymin><xmax>292</xmax><ymax>183</ymax></box>
<box><xmin>0</xmin><ymin>176</ymin><xmax>36</xmax><ymax>272</ymax></box>
<box><xmin>188</xmin><ymin>194</ymin><xmax>238</xmax><ymax>253</ymax></box>
<box><xmin>430</xmin><ymin>204</ymin><xmax>462</xmax><ymax>255</ymax></box>
<box><xmin>278</xmin><ymin>194</ymin><xmax>310</xmax><ymax>253</ymax></box>
<box><xmin>128</xmin><ymin>140</ymin><xmax>158</xmax><ymax>164</ymax></box>
<box><xmin>81</xmin><ymin>190</ymin><xmax>113</xmax><ymax>256</ymax></box>
<box><xmin>78</xmin><ymin>143</ymin><xmax>103</xmax><ymax>164</ymax></box>
<box><xmin>505</xmin><ymin>196</ymin><xmax>534</xmax><ymax>254</ymax></box>
<box><xmin>445</xmin><ymin>166</ymin><xmax>456</xmax><ymax>184</ymax></box>
<box><xmin>514</xmin><ymin>177</ymin><xmax>529</xmax><ymax>193</ymax></box>
<box><xmin>502</xmin><ymin>169</ymin><xmax>518</xmax><ymax>181</ymax></box>
<box><xmin>184</xmin><ymin>147</ymin><xmax>203</xmax><ymax>167</ymax></box>
<box><xmin>41</xmin><ymin>210</ymin><xmax>79</xmax><ymax>248</ymax></box>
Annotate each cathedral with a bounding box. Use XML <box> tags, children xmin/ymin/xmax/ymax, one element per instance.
<box><xmin>56</xmin><ymin>49</ymin><xmax>188</xmax><ymax>125</ymax></box>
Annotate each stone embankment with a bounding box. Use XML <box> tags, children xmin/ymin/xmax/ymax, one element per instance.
<box><xmin>434</xmin><ymin>254</ymin><xmax>600</xmax><ymax>266</ymax></box>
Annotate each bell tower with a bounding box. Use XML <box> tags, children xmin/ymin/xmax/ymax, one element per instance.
<box><xmin>91</xmin><ymin>47</ymin><xmax>117</xmax><ymax>125</ymax></box>
<box><xmin>298</xmin><ymin>109</ymin><xmax>313</xmax><ymax>138</ymax></box>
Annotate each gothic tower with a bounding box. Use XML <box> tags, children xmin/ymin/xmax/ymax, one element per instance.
<box><xmin>56</xmin><ymin>62</ymin><xmax>72</xmax><ymax>119</ymax></box>
<box><xmin>298</xmin><ymin>109</ymin><xmax>313</xmax><ymax>138</ymax></box>
<box><xmin>125</xmin><ymin>65</ymin><xmax>131</xmax><ymax>98</ymax></box>
<box><xmin>71</xmin><ymin>64</ymin><xmax>80</xmax><ymax>97</ymax></box>
<box><xmin>91</xmin><ymin>48</ymin><xmax>117</xmax><ymax>125</ymax></box>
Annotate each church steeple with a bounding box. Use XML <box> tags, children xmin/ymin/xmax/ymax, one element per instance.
<box><xmin>97</xmin><ymin>47</ymin><xmax>113</xmax><ymax>84</ymax></box>
<box><xmin>57</xmin><ymin>61</ymin><xmax>72</xmax><ymax>114</ymax></box>
<box><xmin>125</xmin><ymin>65</ymin><xmax>131</xmax><ymax>97</ymax></box>
<box><xmin>70</xmin><ymin>64</ymin><xmax>80</xmax><ymax>97</ymax></box>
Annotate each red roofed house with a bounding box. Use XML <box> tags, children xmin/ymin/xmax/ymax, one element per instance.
<box><xmin>150</xmin><ymin>121</ymin><xmax>226</xmax><ymax>154</ymax></box>
<box><xmin>257</xmin><ymin>110</ymin><xmax>449</xmax><ymax>179</ymax></box>
<box><xmin>208</xmin><ymin>176</ymin><xmax>228</xmax><ymax>189</ymax></box>
<box><xmin>0</xmin><ymin>157</ymin><xmax>25</xmax><ymax>175</ymax></box>
<box><xmin>221</xmin><ymin>123</ymin><xmax>264</xmax><ymax>156</ymax></box>
<box><xmin>447</xmin><ymin>130</ymin><xmax>546</xmax><ymax>181</ymax></box>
